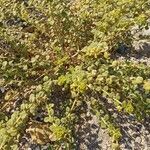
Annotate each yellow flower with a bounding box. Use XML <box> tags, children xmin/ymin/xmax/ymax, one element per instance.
<box><xmin>143</xmin><ymin>80</ymin><xmax>150</xmax><ymax>91</ymax></box>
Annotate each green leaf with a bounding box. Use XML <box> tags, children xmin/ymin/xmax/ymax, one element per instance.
<box><xmin>132</xmin><ymin>76</ymin><xmax>143</xmax><ymax>84</ymax></box>
<box><xmin>29</xmin><ymin>94</ymin><xmax>35</xmax><ymax>102</ymax></box>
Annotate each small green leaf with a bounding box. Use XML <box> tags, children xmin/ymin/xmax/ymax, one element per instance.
<box><xmin>132</xmin><ymin>76</ymin><xmax>143</xmax><ymax>84</ymax></box>
<box><xmin>29</xmin><ymin>94</ymin><xmax>35</xmax><ymax>102</ymax></box>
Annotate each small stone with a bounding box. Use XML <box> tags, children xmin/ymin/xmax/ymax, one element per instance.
<box><xmin>145</xmin><ymin>130</ymin><xmax>149</xmax><ymax>135</ymax></box>
<box><xmin>120</xmin><ymin>144</ymin><xmax>125</xmax><ymax>149</ymax></box>
<box><xmin>135</xmin><ymin>137</ymin><xmax>142</xmax><ymax>143</ymax></box>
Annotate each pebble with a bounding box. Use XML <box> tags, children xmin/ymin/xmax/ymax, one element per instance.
<box><xmin>135</xmin><ymin>136</ymin><xmax>142</xmax><ymax>143</ymax></box>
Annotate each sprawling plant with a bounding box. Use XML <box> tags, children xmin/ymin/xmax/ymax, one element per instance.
<box><xmin>0</xmin><ymin>0</ymin><xmax>150</xmax><ymax>149</ymax></box>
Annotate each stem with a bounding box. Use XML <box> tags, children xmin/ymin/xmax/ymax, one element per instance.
<box><xmin>101</xmin><ymin>89</ymin><xmax>122</xmax><ymax>105</ymax></box>
<box><xmin>101</xmin><ymin>117</ymin><xmax>109</xmax><ymax>127</ymax></box>
<box><xmin>70</xmin><ymin>98</ymin><xmax>77</xmax><ymax>111</ymax></box>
